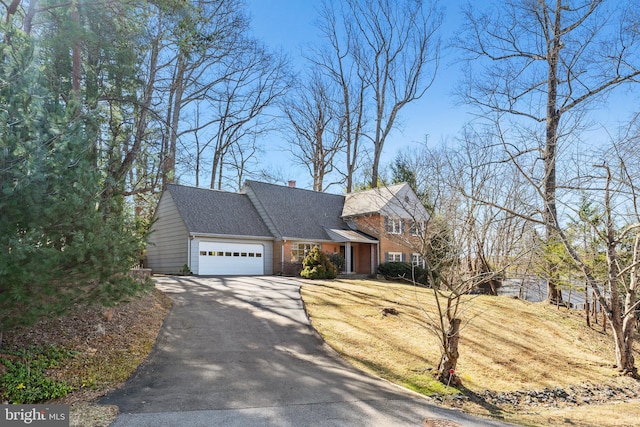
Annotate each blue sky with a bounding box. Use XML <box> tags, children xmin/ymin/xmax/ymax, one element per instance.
<box><xmin>243</xmin><ymin>0</ymin><xmax>638</xmax><ymax>192</ymax></box>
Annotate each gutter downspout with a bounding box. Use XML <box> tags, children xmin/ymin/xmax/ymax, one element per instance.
<box><xmin>187</xmin><ymin>236</ymin><xmax>192</xmax><ymax>273</ymax></box>
<box><xmin>281</xmin><ymin>240</ymin><xmax>285</xmax><ymax>274</ymax></box>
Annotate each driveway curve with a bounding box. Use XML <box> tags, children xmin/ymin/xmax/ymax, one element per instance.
<box><xmin>101</xmin><ymin>276</ymin><xmax>514</xmax><ymax>426</ymax></box>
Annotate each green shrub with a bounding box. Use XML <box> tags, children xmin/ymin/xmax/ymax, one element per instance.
<box><xmin>328</xmin><ymin>253</ymin><xmax>345</xmax><ymax>273</ymax></box>
<box><xmin>378</xmin><ymin>262</ymin><xmax>432</xmax><ymax>286</ymax></box>
<box><xmin>1</xmin><ymin>346</ymin><xmax>76</xmax><ymax>403</ymax></box>
<box><xmin>300</xmin><ymin>247</ymin><xmax>337</xmax><ymax>279</ymax></box>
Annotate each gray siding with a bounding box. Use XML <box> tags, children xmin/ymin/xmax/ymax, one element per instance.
<box><xmin>146</xmin><ymin>192</ymin><xmax>189</xmax><ymax>274</ymax></box>
<box><xmin>262</xmin><ymin>242</ymin><xmax>273</xmax><ymax>275</ymax></box>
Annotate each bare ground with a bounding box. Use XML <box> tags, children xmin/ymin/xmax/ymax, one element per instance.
<box><xmin>1</xmin><ymin>287</ymin><xmax>172</xmax><ymax>427</ymax></box>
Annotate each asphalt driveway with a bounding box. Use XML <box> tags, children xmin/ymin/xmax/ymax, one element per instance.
<box><xmin>100</xmin><ymin>276</ymin><xmax>513</xmax><ymax>426</ymax></box>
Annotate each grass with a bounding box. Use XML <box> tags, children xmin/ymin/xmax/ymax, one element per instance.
<box><xmin>301</xmin><ymin>279</ymin><xmax>640</xmax><ymax>427</ymax></box>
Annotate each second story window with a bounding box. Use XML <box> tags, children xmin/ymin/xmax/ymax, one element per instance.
<box><xmin>409</xmin><ymin>220</ymin><xmax>425</xmax><ymax>236</ymax></box>
<box><xmin>385</xmin><ymin>217</ymin><xmax>403</xmax><ymax>234</ymax></box>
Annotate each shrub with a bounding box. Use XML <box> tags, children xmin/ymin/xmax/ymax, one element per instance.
<box><xmin>1</xmin><ymin>346</ymin><xmax>76</xmax><ymax>403</ymax></box>
<box><xmin>281</xmin><ymin>261</ymin><xmax>303</xmax><ymax>277</ymax></box>
<box><xmin>300</xmin><ymin>247</ymin><xmax>337</xmax><ymax>279</ymax></box>
<box><xmin>378</xmin><ymin>262</ymin><xmax>432</xmax><ymax>286</ymax></box>
<box><xmin>328</xmin><ymin>253</ymin><xmax>345</xmax><ymax>273</ymax></box>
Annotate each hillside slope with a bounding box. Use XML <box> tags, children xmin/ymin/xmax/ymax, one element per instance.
<box><xmin>301</xmin><ymin>279</ymin><xmax>640</xmax><ymax>426</ymax></box>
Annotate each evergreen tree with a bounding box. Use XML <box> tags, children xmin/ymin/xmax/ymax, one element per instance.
<box><xmin>0</xmin><ymin>21</ymin><xmax>147</xmax><ymax>331</ymax></box>
<box><xmin>300</xmin><ymin>248</ymin><xmax>337</xmax><ymax>280</ymax></box>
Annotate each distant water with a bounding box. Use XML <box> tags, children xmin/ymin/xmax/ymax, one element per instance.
<box><xmin>498</xmin><ymin>277</ymin><xmax>599</xmax><ymax>310</ymax></box>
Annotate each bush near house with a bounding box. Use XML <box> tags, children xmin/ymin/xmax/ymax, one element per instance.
<box><xmin>301</xmin><ymin>247</ymin><xmax>337</xmax><ymax>279</ymax></box>
<box><xmin>328</xmin><ymin>253</ymin><xmax>345</xmax><ymax>273</ymax></box>
<box><xmin>378</xmin><ymin>262</ymin><xmax>432</xmax><ymax>286</ymax></box>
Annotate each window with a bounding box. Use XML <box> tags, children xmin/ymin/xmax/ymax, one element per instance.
<box><xmin>256</xmin><ymin>253</ymin><xmax>262</xmax><ymax>258</ymax></box>
<box><xmin>385</xmin><ymin>217</ymin><xmax>403</xmax><ymax>235</ymax></box>
<box><xmin>388</xmin><ymin>252</ymin><xmax>402</xmax><ymax>262</ymax></box>
<box><xmin>225</xmin><ymin>252</ymin><xmax>231</xmax><ymax>257</ymax></box>
<box><xmin>241</xmin><ymin>252</ymin><xmax>247</xmax><ymax>257</ymax></box>
<box><xmin>291</xmin><ymin>242</ymin><xmax>320</xmax><ymax>262</ymax></box>
<box><xmin>217</xmin><ymin>252</ymin><xmax>224</xmax><ymax>256</ymax></box>
<box><xmin>200</xmin><ymin>251</ymin><xmax>207</xmax><ymax>256</ymax></box>
<box><xmin>208</xmin><ymin>251</ymin><xmax>215</xmax><ymax>256</ymax></box>
<box><xmin>411</xmin><ymin>253</ymin><xmax>425</xmax><ymax>268</ymax></box>
<box><xmin>409</xmin><ymin>220</ymin><xmax>425</xmax><ymax>236</ymax></box>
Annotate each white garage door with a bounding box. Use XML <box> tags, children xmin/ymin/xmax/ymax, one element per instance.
<box><xmin>198</xmin><ymin>242</ymin><xmax>264</xmax><ymax>275</ymax></box>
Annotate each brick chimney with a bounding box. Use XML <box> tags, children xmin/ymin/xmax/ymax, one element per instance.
<box><xmin>288</xmin><ymin>180</ymin><xmax>296</xmax><ymax>188</ymax></box>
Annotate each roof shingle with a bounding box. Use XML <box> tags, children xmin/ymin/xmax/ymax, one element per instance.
<box><xmin>243</xmin><ymin>181</ymin><xmax>350</xmax><ymax>241</ymax></box>
<box><xmin>166</xmin><ymin>184</ymin><xmax>272</xmax><ymax>238</ymax></box>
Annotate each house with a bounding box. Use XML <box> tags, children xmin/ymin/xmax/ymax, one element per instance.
<box><xmin>146</xmin><ymin>180</ymin><xmax>429</xmax><ymax>276</ymax></box>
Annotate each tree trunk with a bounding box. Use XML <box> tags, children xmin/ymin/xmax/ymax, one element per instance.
<box><xmin>610</xmin><ymin>315</ymin><xmax>638</xmax><ymax>377</ymax></box>
<box><xmin>163</xmin><ymin>54</ymin><xmax>186</xmax><ymax>187</ymax></box>
<box><xmin>438</xmin><ymin>317</ymin><xmax>462</xmax><ymax>385</ymax></box>
<box><xmin>543</xmin><ymin>0</ymin><xmax>563</xmax><ymax>304</ymax></box>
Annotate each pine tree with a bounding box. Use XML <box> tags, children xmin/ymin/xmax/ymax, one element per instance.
<box><xmin>0</xmin><ymin>21</ymin><xmax>147</xmax><ymax>332</ymax></box>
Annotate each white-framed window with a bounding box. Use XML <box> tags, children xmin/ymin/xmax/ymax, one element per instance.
<box><xmin>291</xmin><ymin>242</ymin><xmax>320</xmax><ymax>262</ymax></box>
<box><xmin>411</xmin><ymin>253</ymin><xmax>425</xmax><ymax>268</ymax></box>
<box><xmin>385</xmin><ymin>217</ymin><xmax>403</xmax><ymax>234</ymax></box>
<box><xmin>388</xmin><ymin>252</ymin><xmax>403</xmax><ymax>262</ymax></box>
<box><xmin>409</xmin><ymin>220</ymin><xmax>425</xmax><ymax>236</ymax></box>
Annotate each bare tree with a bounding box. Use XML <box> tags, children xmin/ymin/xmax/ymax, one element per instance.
<box><xmin>415</xmin><ymin>142</ymin><xmax>535</xmax><ymax>384</ymax></box>
<box><xmin>556</xmin><ymin>120</ymin><xmax>640</xmax><ymax>376</ymax></box>
<box><xmin>282</xmin><ymin>72</ymin><xmax>345</xmax><ymax>191</ymax></box>
<box><xmin>374</xmin><ymin>142</ymin><xmax>532</xmax><ymax>385</ymax></box>
<box><xmin>312</xmin><ymin>0</ymin><xmax>442</xmax><ymax>190</ymax></box>
<box><xmin>204</xmin><ymin>40</ymin><xmax>292</xmax><ymax>190</ymax></box>
<box><xmin>458</xmin><ymin>0</ymin><xmax>640</xmax><ymax>303</ymax></box>
<box><xmin>158</xmin><ymin>0</ymin><xmax>248</xmax><ymax>187</ymax></box>
<box><xmin>309</xmin><ymin>1</ymin><xmax>367</xmax><ymax>192</ymax></box>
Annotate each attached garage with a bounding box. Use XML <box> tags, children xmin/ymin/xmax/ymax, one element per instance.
<box><xmin>197</xmin><ymin>241</ymin><xmax>265</xmax><ymax>275</ymax></box>
<box><xmin>147</xmin><ymin>185</ymin><xmax>274</xmax><ymax>276</ymax></box>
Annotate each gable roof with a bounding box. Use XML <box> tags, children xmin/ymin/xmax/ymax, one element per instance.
<box><xmin>165</xmin><ymin>184</ymin><xmax>272</xmax><ymax>238</ymax></box>
<box><xmin>242</xmin><ymin>180</ymin><xmax>355</xmax><ymax>241</ymax></box>
<box><xmin>342</xmin><ymin>182</ymin><xmax>429</xmax><ymax>220</ymax></box>
<box><xmin>162</xmin><ymin>181</ymin><xmax>425</xmax><ymax>243</ymax></box>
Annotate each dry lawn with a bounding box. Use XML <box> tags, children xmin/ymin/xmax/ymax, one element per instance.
<box><xmin>301</xmin><ymin>279</ymin><xmax>640</xmax><ymax>427</ymax></box>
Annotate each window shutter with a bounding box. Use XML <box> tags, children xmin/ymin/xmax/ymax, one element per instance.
<box><xmin>401</xmin><ymin>219</ymin><xmax>405</xmax><ymax>234</ymax></box>
<box><xmin>385</xmin><ymin>252</ymin><xmax>389</xmax><ymax>262</ymax></box>
<box><xmin>401</xmin><ymin>253</ymin><xmax>406</xmax><ymax>262</ymax></box>
<box><xmin>384</xmin><ymin>216</ymin><xmax>390</xmax><ymax>233</ymax></box>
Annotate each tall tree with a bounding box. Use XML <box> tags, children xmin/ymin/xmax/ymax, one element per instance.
<box><xmin>310</xmin><ymin>1</ymin><xmax>367</xmax><ymax>192</ymax></box>
<box><xmin>554</xmin><ymin>131</ymin><xmax>640</xmax><ymax>376</ymax></box>
<box><xmin>158</xmin><ymin>0</ymin><xmax>248</xmax><ymax>187</ymax></box>
<box><xmin>205</xmin><ymin>39</ymin><xmax>291</xmax><ymax>190</ymax></box>
<box><xmin>457</xmin><ymin>0</ymin><xmax>640</xmax><ymax>303</ymax></box>
<box><xmin>283</xmin><ymin>72</ymin><xmax>345</xmax><ymax>191</ymax></box>
<box><xmin>0</xmin><ymin>14</ymin><xmax>147</xmax><ymax>332</ymax></box>
<box><xmin>312</xmin><ymin>0</ymin><xmax>442</xmax><ymax>191</ymax></box>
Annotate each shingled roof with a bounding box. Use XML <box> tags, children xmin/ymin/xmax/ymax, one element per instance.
<box><xmin>342</xmin><ymin>182</ymin><xmax>429</xmax><ymax>220</ymax></box>
<box><xmin>166</xmin><ymin>184</ymin><xmax>272</xmax><ymax>238</ymax></box>
<box><xmin>242</xmin><ymin>180</ymin><xmax>354</xmax><ymax>241</ymax></box>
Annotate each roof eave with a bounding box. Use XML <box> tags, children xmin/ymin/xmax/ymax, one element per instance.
<box><xmin>189</xmin><ymin>232</ymin><xmax>274</xmax><ymax>241</ymax></box>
